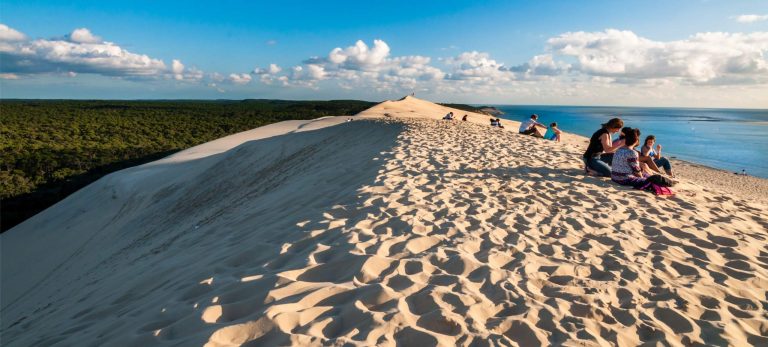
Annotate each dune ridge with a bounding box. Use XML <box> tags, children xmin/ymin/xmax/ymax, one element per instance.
<box><xmin>2</xmin><ymin>97</ymin><xmax>767</xmax><ymax>346</ymax></box>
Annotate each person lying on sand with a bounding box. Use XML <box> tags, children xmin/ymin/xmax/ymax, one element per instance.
<box><xmin>641</xmin><ymin>135</ymin><xmax>674</xmax><ymax>177</ymax></box>
<box><xmin>583</xmin><ymin>118</ymin><xmax>624</xmax><ymax>177</ymax></box>
<box><xmin>543</xmin><ymin>122</ymin><xmax>561</xmax><ymax>142</ymax></box>
<box><xmin>519</xmin><ymin>114</ymin><xmax>546</xmax><ymax>137</ymax></box>
<box><xmin>611</xmin><ymin>128</ymin><xmax>676</xmax><ymax>189</ymax></box>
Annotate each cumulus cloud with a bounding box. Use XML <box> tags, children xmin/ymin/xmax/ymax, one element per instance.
<box><xmin>546</xmin><ymin>29</ymin><xmax>768</xmax><ymax>84</ymax></box>
<box><xmin>67</xmin><ymin>28</ymin><xmax>102</xmax><ymax>43</ymax></box>
<box><xmin>443</xmin><ymin>51</ymin><xmax>509</xmax><ymax>81</ymax></box>
<box><xmin>508</xmin><ymin>54</ymin><xmax>571</xmax><ymax>77</ymax></box>
<box><xmin>0</xmin><ymin>24</ymin><xmax>210</xmax><ymax>83</ymax></box>
<box><xmin>734</xmin><ymin>14</ymin><xmax>768</xmax><ymax>23</ymax></box>
<box><xmin>253</xmin><ymin>63</ymin><xmax>282</xmax><ymax>75</ymax></box>
<box><xmin>228</xmin><ymin>73</ymin><xmax>252</xmax><ymax>85</ymax></box>
<box><xmin>172</xmin><ymin>59</ymin><xmax>185</xmax><ymax>80</ymax></box>
<box><xmin>0</xmin><ymin>24</ymin><xmax>26</xmax><ymax>41</ymax></box>
<box><xmin>328</xmin><ymin>39</ymin><xmax>390</xmax><ymax>70</ymax></box>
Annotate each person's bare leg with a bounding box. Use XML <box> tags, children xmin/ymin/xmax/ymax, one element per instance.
<box><xmin>639</xmin><ymin>155</ymin><xmax>662</xmax><ymax>174</ymax></box>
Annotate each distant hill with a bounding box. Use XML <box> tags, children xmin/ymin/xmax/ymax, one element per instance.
<box><xmin>437</xmin><ymin>103</ymin><xmax>503</xmax><ymax>116</ymax></box>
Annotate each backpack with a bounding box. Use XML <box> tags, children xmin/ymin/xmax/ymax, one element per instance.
<box><xmin>639</xmin><ymin>182</ymin><xmax>675</xmax><ymax>196</ymax></box>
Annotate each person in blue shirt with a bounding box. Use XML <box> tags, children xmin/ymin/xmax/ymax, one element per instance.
<box><xmin>641</xmin><ymin>135</ymin><xmax>674</xmax><ymax>177</ymax></box>
<box><xmin>543</xmin><ymin>122</ymin><xmax>562</xmax><ymax>142</ymax></box>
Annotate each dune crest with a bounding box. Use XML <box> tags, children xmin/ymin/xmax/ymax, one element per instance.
<box><xmin>2</xmin><ymin>97</ymin><xmax>767</xmax><ymax>346</ymax></box>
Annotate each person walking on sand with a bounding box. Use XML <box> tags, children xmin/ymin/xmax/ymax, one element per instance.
<box><xmin>519</xmin><ymin>114</ymin><xmax>546</xmax><ymax>137</ymax></box>
<box><xmin>611</xmin><ymin>128</ymin><xmax>675</xmax><ymax>188</ymax></box>
<box><xmin>641</xmin><ymin>135</ymin><xmax>674</xmax><ymax>177</ymax></box>
<box><xmin>583</xmin><ymin>117</ymin><xmax>624</xmax><ymax>177</ymax></box>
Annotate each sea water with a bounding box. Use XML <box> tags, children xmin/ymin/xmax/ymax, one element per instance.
<box><xmin>492</xmin><ymin>105</ymin><xmax>768</xmax><ymax>178</ymax></box>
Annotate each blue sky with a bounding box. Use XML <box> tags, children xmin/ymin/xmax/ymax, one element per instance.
<box><xmin>1</xmin><ymin>0</ymin><xmax>767</xmax><ymax>107</ymax></box>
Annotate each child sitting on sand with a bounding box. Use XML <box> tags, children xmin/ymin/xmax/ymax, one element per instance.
<box><xmin>543</xmin><ymin>122</ymin><xmax>561</xmax><ymax>142</ymax></box>
<box><xmin>611</xmin><ymin>128</ymin><xmax>675</xmax><ymax>189</ymax></box>
<box><xmin>641</xmin><ymin>135</ymin><xmax>674</xmax><ymax>177</ymax></box>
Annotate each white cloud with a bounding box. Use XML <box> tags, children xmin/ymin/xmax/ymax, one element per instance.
<box><xmin>172</xmin><ymin>59</ymin><xmax>185</xmax><ymax>80</ymax></box>
<box><xmin>228</xmin><ymin>73</ymin><xmax>252</xmax><ymax>85</ymax></box>
<box><xmin>253</xmin><ymin>63</ymin><xmax>282</xmax><ymax>75</ymax></box>
<box><xmin>734</xmin><ymin>14</ymin><xmax>768</xmax><ymax>23</ymax></box>
<box><xmin>0</xmin><ymin>24</ymin><xmax>26</xmax><ymax>41</ymax></box>
<box><xmin>443</xmin><ymin>51</ymin><xmax>510</xmax><ymax>81</ymax></box>
<box><xmin>547</xmin><ymin>29</ymin><xmax>768</xmax><ymax>84</ymax></box>
<box><xmin>328</xmin><ymin>39</ymin><xmax>390</xmax><ymax>70</ymax></box>
<box><xmin>68</xmin><ymin>28</ymin><xmax>102</xmax><ymax>43</ymax></box>
<box><xmin>0</xmin><ymin>24</ymin><xmax>208</xmax><ymax>82</ymax></box>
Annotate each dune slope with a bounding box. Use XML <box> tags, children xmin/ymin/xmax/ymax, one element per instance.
<box><xmin>2</xmin><ymin>97</ymin><xmax>767</xmax><ymax>346</ymax></box>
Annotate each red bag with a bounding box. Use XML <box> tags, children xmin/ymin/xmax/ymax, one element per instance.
<box><xmin>639</xmin><ymin>182</ymin><xmax>675</xmax><ymax>196</ymax></box>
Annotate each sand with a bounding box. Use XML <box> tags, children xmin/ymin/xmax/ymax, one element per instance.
<box><xmin>2</xmin><ymin>96</ymin><xmax>767</xmax><ymax>346</ymax></box>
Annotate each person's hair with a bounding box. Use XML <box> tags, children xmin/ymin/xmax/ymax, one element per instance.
<box><xmin>618</xmin><ymin>126</ymin><xmax>633</xmax><ymax>139</ymax></box>
<box><xmin>531</xmin><ymin>114</ymin><xmax>538</xmax><ymax>119</ymax></box>
<box><xmin>550</xmin><ymin>122</ymin><xmax>557</xmax><ymax>127</ymax></box>
<box><xmin>644</xmin><ymin>135</ymin><xmax>656</xmax><ymax>147</ymax></box>
<box><xmin>602</xmin><ymin>118</ymin><xmax>623</xmax><ymax>130</ymax></box>
<box><xmin>624</xmin><ymin>128</ymin><xmax>640</xmax><ymax>147</ymax></box>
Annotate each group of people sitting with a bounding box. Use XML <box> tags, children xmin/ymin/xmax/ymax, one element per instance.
<box><xmin>583</xmin><ymin>118</ymin><xmax>675</xmax><ymax>192</ymax></box>
<box><xmin>443</xmin><ymin>112</ymin><xmax>469</xmax><ymax>121</ymax></box>
<box><xmin>518</xmin><ymin>114</ymin><xmax>561</xmax><ymax>142</ymax></box>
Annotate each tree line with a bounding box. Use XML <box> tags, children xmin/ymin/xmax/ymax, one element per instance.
<box><xmin>0</xmin><ymin>99</ymin><xmax>376</xmax><ymax>231</ymax></box>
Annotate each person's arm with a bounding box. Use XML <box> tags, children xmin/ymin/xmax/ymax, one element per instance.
<box><xmin>655</xmin><ymin>144</ymin><xmax>662</xmax><ymax>160</ymax></box>
<box><xmin>553</xmin><ymin>128</ymin><xmax>562</xmax><ymax>134</ymax></box>
<box><xmin>628</xmin><ymin>151</ymin><xmax>643</xmax><ymax>177</ymax></box>
<box><xmin>601</xmin><ymin>133</ymin><xmax>622</xmax><ymax>153</ymax></box>
<box><xmin>640</xmin><ymin>145</ymin><xmax>650</xmax><ymax>157</ymax></box>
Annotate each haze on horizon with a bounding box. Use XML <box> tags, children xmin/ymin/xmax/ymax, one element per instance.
<box><xmin>1</xmin><ymin>0</ymin><xmax>768</xmax><ymax>108</ymax></box>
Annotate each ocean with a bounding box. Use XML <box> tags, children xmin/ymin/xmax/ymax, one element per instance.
<box><xmin>489</xmin><ymin>105</ymin><xmax>768</xmax><ymax>178</ymax></box>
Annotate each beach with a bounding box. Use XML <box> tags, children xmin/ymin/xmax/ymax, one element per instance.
<box><xmin>2</xmin><ymin>97</ymin><xmax>767</xmax><ymax>346</ymax></box>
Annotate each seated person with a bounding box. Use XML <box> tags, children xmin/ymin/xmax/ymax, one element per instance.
<box><xmin>490</xmin><ymin>118</ymin><xmax>499</xmax><ymax>127</ymax></box>
<box><xmin>443</xmin><ymin>112</ymin><xmax>454</xmax><ymax>120</ymax></box>
<box><xmin>496</xmin><ymin>118</ymin><xmax>505</xmax><ymax>129</ymax></box>
<box><xmin>641</xmin><ymin>135</ymin><xmax>674</xmax><ymax>177</ymax></box>
<box><xmin>602</xmin><ymin>127</ymin><xmax>661</xmax><ymax>175</ymax></box>
<box><xmin>519</xmin><ymin>114</ymin><xmax>545</xmax><ymax>137</ymax></box>
<box><xmin>543</xmin><ymin>122</ymin><xmax>562</xmax><ymax>142</ymax></box>
<box><xmin>583</xmin><ymin>118</ymin><xmax>624</xmax><ymax>177</ymax></box>
<box><xmin>601</xmin><ymin>126</ymin><xmax>631</xmax><ymax>163</ymax></box>
<box><xmin>462</xmin><ymin>114</ymin><xmax>468</xmax><ymax>121</ymax></box>
<box><xmin>611</xmin><ymin>128</ymin><xmax>675</xmax><ymax>188</ymax></box>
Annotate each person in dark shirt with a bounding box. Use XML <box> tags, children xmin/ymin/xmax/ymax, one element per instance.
<box><xmin>583</xmin><ymin>118</ymin><xmax>624</xmax><ymax>176</ymax></box>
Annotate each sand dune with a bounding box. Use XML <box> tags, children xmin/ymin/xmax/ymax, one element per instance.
<box><xmin>2</xmin><ymin>97</ymin><xmax>767</xmax><ymax>346</ymax></box>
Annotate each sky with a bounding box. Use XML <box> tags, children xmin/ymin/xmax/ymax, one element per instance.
<box><xmin>1</xmin><ymin>0</ymin><xmax>768</xmax><ymax>107</ymax></box>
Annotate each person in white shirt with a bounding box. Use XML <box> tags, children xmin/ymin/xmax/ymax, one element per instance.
<box><xmin>518</xmin><ymin>114</ymin><xmax>546</xmax><ymax>137</ymax></box>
